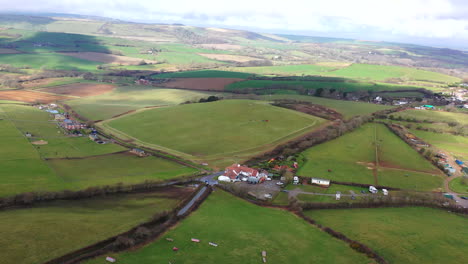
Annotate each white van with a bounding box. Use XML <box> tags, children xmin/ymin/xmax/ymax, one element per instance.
<box><xmin>382</xmin><ymin>189</ymin><xmax>388</xmax><ymax>196</ymax></box>
<box><xmin>369</xmin><ymin>186</ymin><xmax>378</xmax><ymax>194</ymax></box>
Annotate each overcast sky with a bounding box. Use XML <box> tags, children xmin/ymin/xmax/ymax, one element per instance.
<box><xmin>1</xmin><ymin>0</ymin><xmax>467</xmax><ymax>49</ymax></box>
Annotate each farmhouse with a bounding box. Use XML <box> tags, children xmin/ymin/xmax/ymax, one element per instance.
<box><xmin>311</xmin><ymin>178</ymin><xmax>331</xmax><ymax>187</ymax></box>
<box><xmin>61</xmin><ymin>119</ymin><xmax>86</xmax><ymax>130</ymax></box>
<box><xmin>221</xmin><ymin>164</ymin><xmax>267</xmax><ymax>182</ymax></box>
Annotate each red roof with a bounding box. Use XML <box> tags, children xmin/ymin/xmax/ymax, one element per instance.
<box><xmin>224</xmin><ymin>164</ymin><xmax>259</xmax><ymax>179</ymax></box>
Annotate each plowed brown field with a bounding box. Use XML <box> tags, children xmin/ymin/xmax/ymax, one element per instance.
<box><xmin>39</xmin><ymin>83</ymin><xmax>115</xmax><ymax>97</ymax></box>
<box><xmin>0</xmin><ymin>90</ymin><xmax>70</xmax><ymax>103</ymax></box>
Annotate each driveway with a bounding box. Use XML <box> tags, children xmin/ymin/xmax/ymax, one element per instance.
<box><xmin>199</xmin><ymin>171</ymin><xmax>223</xmax><ymax>185</ymax></box>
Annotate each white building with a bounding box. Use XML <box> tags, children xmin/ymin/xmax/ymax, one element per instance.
<box><xmin>311</xmin><ymin>178</ymin><xmax>331</xmax><ymax>187</ymax></box>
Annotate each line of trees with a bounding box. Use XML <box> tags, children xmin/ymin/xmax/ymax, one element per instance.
<box><xmin>44</xmin><ymin>185</ymin><xmax>213</xmax><ymax>264</ymax></box>
<box><xmin>299</xmin><ymin>191</ymin><xmax>467</xmax><ymax>214</ymax></box>
<box><xmin>0</xmin><ymin>177</ymin><xmax>200</xmax><ymax>210</ymax></box>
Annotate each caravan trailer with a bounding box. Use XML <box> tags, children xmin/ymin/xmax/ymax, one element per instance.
<box><xmin>382</xmin><ymin>189</ymin><xmax>389</xmax><ymax>196</ymax></box>
<box><xmin>369</xmin><ymin>186</ymin><xmax>378</xmax><ymax>194</ymax></box>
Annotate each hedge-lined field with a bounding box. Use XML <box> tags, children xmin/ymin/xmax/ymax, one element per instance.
<box><xmin>307</xmin><ymin>207</ymin><xmax>468</xmax><ymax>264</ymax></box>
<box><xmin>298</xmin><ymin>123</ymin><xmax>443</xmax><ymax>191</ymax></box>
<box><xmin>324</xmin><ymin>63</ymin><xmax>460</xmax><ymax>83</ymax></box>
<box><xmin>1</xmin><ymin>190</ymin><xmax>191</xmax><ymax>264</ymax></box>
<box><xmin>259</xmin><ymin>94</ymin><xmax>394</xmax><ymax>119</ymax></box>
<box><xmin>85</xmin><ymin>190</ymin><xmax>369</xmax><ymax>264</ymax></box>
<box><xmin>67</xmin><ymin>86</ymin><xmax>221</xmax><ymax>121</ymax></box>
<box><xmin>47</xmin><ymin>153</ymin><xmax>198</xmax><ymax>190</ymax></box>
<box><xmin>103</xmin><ymin>100</ymin><xmax>326</xmax><ymax>166</ymax></box>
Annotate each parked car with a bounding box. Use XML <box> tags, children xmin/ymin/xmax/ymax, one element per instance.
<box><xmin>276</xmin><ymin>181</ymin><xmax>284</xmax><ymax>186</ymax></box>
<box><xmin>461</xmin><ymin>196</ymin><xmax>468</xmax><ymax>200</ymax></box>
<box><xmin>360</xmin><ymin>190</ymin><xmax>366</xmax><ymax>194</ymax></box>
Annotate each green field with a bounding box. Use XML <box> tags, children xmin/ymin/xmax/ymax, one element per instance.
<box><xmin>0</xmin><ymin>106</ymin><xmax>63</xmax><ymax>197</ymax></box>
<box><xmin>307</xmin><ymin>207</ymin><xmax>468</xmax><ymax>264</ymax></box>
<box><xmin>0</xmin><ymin>53</ymin><xmax>101</xmax><ymax>71</ymax></box>
<box><xmin>257</xmin><ymin>94</ymin><xmax>394</xmax><ymax>119</ymax></box>
<box><xmin>102</xmin><ymin>100</ymin><xmax>326</xmax><ymax>166</ymax></box>
<box><xmin>449</xmin><ymin>177</ymin><xmax>468</xmax><ymax>194</ymax></box>
<box><xmin>152</xmin><ymin>70</ymin><xmax>253</xmax><ymax>79</ymax></box>
<box><xmin>324</xmin><ymin>63</ymin><xmax>461</xmax><ymax>83</ymax></box>
<box><xmin>0</xmin><ymin>104</ymin><xmax>197</xmax><ymax>196</ymax></box>
<box><xmin>67</xmin><ymin>86</ymin><xmax>222</xmax><ymax>121</ymax></box>
<box><xmin>274</xmin><ymin>184</ymin><xmax>368</xmax><ymax>205</ymax></box>
<box><xmin>298</xmin><ymin>123</ymin><xmax>443</xmax><ymax>191</ymax></box>
<box><xmin>380</xmin><ymin>119</ymin><xmax>466</xmax><ymax>135</ymax></box>
<box><xmin>0</xmin><ymin>104</ymin><xmax>126</xmax><ymax>158</ymax></box>
<box><xmin>0</xmin><ymin>190</ymin><xmax>189</xmax><ymax>264</ymax></box>
<box><xmin>391</xmin><ymin>109</ymin><xmax>468</xmax><ymax>126</ymax></box>
<box><xmin>47</xmin><ymin>153</ymin><xmax>197</xmax><ymax>190</ymax></box>
<box><xmin>226</xmin><ymin>79</ymin><xmax>426</xmax><ymax>94</ymax></box>
<box><xmin>85</xmin><ymin>190</ymin><xmax>369</xmax><ymax>264</ymax></box>
<box><xmin>411</xmin><ymin>130</ymin><xmax>468</xmax><ymax>160</ymax></box>
<box><xmin>221</xmin><ymin>64</ymin><xmax>335</xmax><ymax>76</ymax></box>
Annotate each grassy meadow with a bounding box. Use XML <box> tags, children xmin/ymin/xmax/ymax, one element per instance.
<box><xmin>411</xmin><ymin>130</ymin><xmax>468</xmax><ymax>160</ymax></box>
<box><xmin>324</xmin><ymin>63</ymin><xmax>461</xmax><ymax>83</ymax></box>
<box><xmin>66</xmin><ymin>86</ymin><xmax>223</xmax><ymax>121</ymax></box>
<box><xmin>103</xmin><ymin>100</ymin><xmax>326</xmax><ymax>165</ymax></box>
<box><xmin>85</xmin><ymin>190</ymin><xmax>370</xmax><ymax>264</ymax></box>
<box><xmin>0</xmin><ymin>104</ymin><xmax>126</xmax><ymax>158</ymax></box>
<box><xmin>0</xmin><ymin>53</ymin><xmax>100</xmax><ymax>71</ymax></box>
<box><xmin>0</xmin><ymin>105</ymin><xmax>63</xmax><ymax>197</ymax></box>
<box><xmin>449</xmin><ymin>177</ymin><xmax>468</xmax><ymax>194</ymax></box>
<box><xmin>47</xmin><ymin>153</ymin><xmax>198</xmax><ymax>190</ymax></box>
<box><xmin>0</xmin><ymin>104</ymin><xmax>197</xmax><ymax>196</ymax></box>
<box><xmin>391</xmin><ymin>109</ymin><xmax>468</xmax><ymax>126</ymax></box>
<box><xmin>226</xmin><ymin>79</ymin><xmax>426</xmax><ymax>94</ymax></box>
<box><xmin>307</xmin><ymin>207</ymin><xmax>468</xmax><ymax>264</ymax></box>
<box><xmin>0</xmin><ymin>190</ymin><xmax>190</xmax><ymax>264</ymax></box>
<box><xmin>298</xmin><ymin>123</ymin><xmax>443</xmax><ymax>191</ymax></box>
<box><xmin>221</xmin><ymin>64</ymin><xmax>336</xmax><ymax>76</ymax></box>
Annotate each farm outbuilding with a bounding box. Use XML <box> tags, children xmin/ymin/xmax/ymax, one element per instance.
<box><xmin>311</xmin><ymin>178</ymin><xmax>330</xmax><ymax>187</ymax></box>
<box><xmin>130</xmin><ymin>148</ymin><xmax>148</xmax><ymax>157</ymax></box>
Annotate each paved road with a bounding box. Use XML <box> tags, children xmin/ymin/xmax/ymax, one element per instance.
<box><xmin>199</xmin><ymin>171</ymin><xmax>223</xmax><ymax>186</ymax></box>
<box><xmin>177</xmin><ymin>186</ymin><xmax>209</xmax><ymax>216</ymax></box>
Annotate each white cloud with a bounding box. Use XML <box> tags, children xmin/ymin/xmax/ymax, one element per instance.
<box><xmin>1</xmin><ymin>0</ymin><xmax>467</xmax><ymax>46</ymax></box>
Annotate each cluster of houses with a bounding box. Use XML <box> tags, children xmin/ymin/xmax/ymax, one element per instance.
<box><xmin>39</xmin><ymin>104</ymin><xmax>88</xmax><ymax>131</ymax></box>
<box><xmin>218</xmin><ymin>164</ymin><xmax>269</xmax><ymax>184</ymax></box>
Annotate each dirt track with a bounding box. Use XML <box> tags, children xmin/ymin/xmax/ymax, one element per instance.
<box><xmin>0</xmin><ymin>90</ymin><xmax>70</xmax><ymax>103</ymax></box>
<box><xmin>39</xmin><ymin>83</ymin><xmax>115</xmax><ymax>97</ymax></box>
<box><xmin>160</xmin><ymin>78</ymin><xmax>243</xmax><ymax>91</ymax></box>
